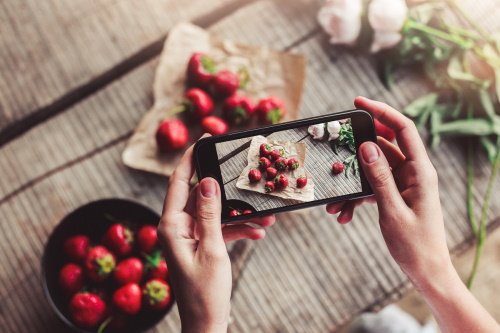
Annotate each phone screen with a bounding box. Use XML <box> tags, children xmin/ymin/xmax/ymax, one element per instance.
<box><xmin>194</xmin><ymin>111</ymin><xmax>375</xmax><ymax>222</ymax></box>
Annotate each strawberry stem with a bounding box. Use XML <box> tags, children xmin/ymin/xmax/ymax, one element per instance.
<box><xmin>97</xmin><ymin>316</ymin><xmax>113</xmax><ymax>333</ymax></box>
<box><xmin>166</xmin><ymin>104</ymin><xmax>187</xmax><ymax>118</ymax></box>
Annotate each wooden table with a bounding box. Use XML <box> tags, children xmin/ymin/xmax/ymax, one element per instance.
<box><xmin>1</xmin><ymin>0</ymin><xmax>499</xmax><ymax>332</ymax></box>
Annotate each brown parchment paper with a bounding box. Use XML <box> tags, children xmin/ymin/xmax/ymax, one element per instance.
<box><xmin>236</xmin><ymin>136</ymin><xmax>315</xmax><ymax>202</ymax></box>
<box><xmin>122</xmin><ymin>23</ymin><xmax>306</xmax><ymax>178</ymax></box>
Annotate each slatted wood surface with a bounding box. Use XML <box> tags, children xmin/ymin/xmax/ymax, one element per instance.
<box><xmin>1</xmin><ymin>0</ymin><xmax>500</xmax><ymax>332</ymax></box>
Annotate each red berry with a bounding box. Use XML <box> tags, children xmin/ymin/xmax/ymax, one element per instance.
<box><xmin>274</xmin><ymin>157</ymin><xmax>288</xmax><ymax>171</ymax></box>
<box><xmin>297</xmin><ymin>176</ymin><xmax>308</xmax><ymax>188</ymax></box>
<box><xmin>148</xmin><ymin>260</ymin><xmax>168</xmax><ymax>281</ymax></box>
<box><xmin>142</xmin><ymin>279</ymin><xmax>171</xmax><ymax>311</ymax></box>
<box><xmin>58</xmin><ymin>263</ymin><xmax>85</xmax><ymax>295</ymax></box>
<box><xmin>259</xmin><ymin>143</ymin><xmax>273</xmax><ymax>157</ymax></box>
<box><xmin>187</xmin><ymin>53</ymin><xmax>215</xmax><ymax>88</ymax></box>
<box><xmin>102</xmin><ymin>224</ymin><xmax>134</xmax><ymax>257</ymax></box>
<box><xmin>201</xmin><ymin>116</ymin><xmax>229</xmax><ymax>136</ymax></box>
<box><xmin>69</xmin><ymin>293</ymin><xmax>106</xmax><ymax>329</ymax></box>
<box><xmin>266</xmin><ymin>167</ymin><xmax>278</xmax><ymax>180</ymax></box>
<box><xmin>137</xmin><ymin>225</ymin><xmax>158</xmax><ymax>254</ymax></box>
<box><xmin>183</xmin><ymin>88</ymin><xmax>214</xmax><ymax>119</ymax></box>
<box><xmin>63</xmin><ymin>235</ymin><xmax>90</xmax><ymax>263</ymax></box>
<box><xmin>242</xmin><ymin>210</ymin><xmax>253</xmax><ymax>214</ymax></box>
<box><xmin>332</xmin><ymin>162</ymin><xmax>345</xmax><ymax>175</ymax></box>
<box><xmin>84</xmin><ymin>246</ymin><xmax>116</xmax><ymax>283</ymax></box>
<box><xmin>258</xmin><ymin>157</ymin><xmax>271</xmax><ymax>170</ymax></box>
<box><xmin>223</xmin><ymin>94</ymin><xmax>254</xmax><ymax>125</ymax></box>
<box><xmin>264</xmin><ymin>181</ymin><xmax>275</xmax><ymax>193</ymax></box>
<box><xmin>287</xmin><ymin>158</ymin><xmax>299</xmax><ymax>170</ymax></box>
<box><xmin>114</xmin><ymin>258</ymin><xmax>144</xmax><ymax>286</ymax></box>
<box><xmin>374</xmin><ymin>119</ymin><xmax>396</xmax><ymax>141</ymax></box>
<box><xmin>211</xmin><ymin>70</ymin><xmax>239</xmax><ymax>98</ymax></box>
<box><xmin>229</xmin><ymin>210</ymin><xmax>241</xmax><ymax>217</ymax></box>
<box><xmin>156</xmin><ymin>119</ymin><xmax>189</xmax><ymax>152</ymax></box>
<box><xmin>268</xmin><ymin>149</ymin><xmax>281</xmax><ymax>161</ymax></box>
<box><xmin>255</xmin><ymin>96</ymin><xmax>286</xmax><ymax>124</ymax></box>
<box><xmin>274</xmin><ymin>174</ymin><xmax>289</xmax><ymax>189</ymax></box>
<box><xmin>248</xmin><ymin>169</ymin><xmax>262</xmax><ymax>183</ymax></box>
<box><xmin>113</xmin><ymin>283</ymin><xmax>142</xmax><ymax>315</ymax></box>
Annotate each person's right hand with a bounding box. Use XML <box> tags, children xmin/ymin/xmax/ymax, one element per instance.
<box><xmin>327</xmin><ymin>96</ymin><xmax>452</xmax><ymax>288</ymax></box>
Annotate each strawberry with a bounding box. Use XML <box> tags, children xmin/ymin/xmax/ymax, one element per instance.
<box><xmin>114</xmin><ymin>258</ymin><xmax>144</xmax><ymax>286</ymax></box>
<box><xmin>69</xmin><ymin>292</ymin><xmax>107</xmax><ymax>329</ymax></box>
<box><xmin>287</xmin><ymin>158</ymin><xmax>299</xmax><ymax>170</ymax></box>
<box><xmin>182</xmin><ymin>88</ymin><xmax>214</xmax><ymax>119</ymax></box>
<box><xmin>187</xmin><ymin>53</ymin><xmax>216</xmax><ymax>88</ymax></box>
<box><xmin>332</xmin><ymin>162</ymin><xmax>345</xmax><ymax>175</ymax></box>
<box><xmin>136</xmin><ymin>225</ymin><xmax>158</xmax><ymax>254</ymax></box>
<box><xmin>211</xmin><ymin>70</ymin><xmax>239</xmax><ymax>98</ymax></box>
<box><xmin>274</xmin><ymin>158</ymin><xmax>287</xmax><ymax>171</ymax></box>
<box><xmin>201</xmin><ymin>116</ymin><xmax>229</xmax><ymax>136</ymax></box>
<box><xmin>156</xmin><ymin>119</ymin><xmax>189</xmax><ymax>152</ymax></box>
<box><xmin>113</xmin><ymin>283</ymin><xmax>142</xmax><ymax>315</ymax></box>
<box><xmin>63</xmin><ymin>235</ymin><xmax>90</xmax><ymax>263</ymax></box>
<box><xmin>248</xmin><ymin>169</ymin><xmax>262</xmax><ymax>183</ymax></box>
<box><xmin>258</xmin><ymin>157</ymin><xmax>271</xmax><ymax>170</ymax></box>
<box><xmin>274</xmin><ymin>174</ymin><xmax>289</xmax><ymax>189</ymax></box>
<box><xmin>266</xmin><ymin>167</ymin><xmax>278</xmax><ymax>180</ymax></box>
<box><xmin>102</xmin><ymin>224</ymin><xmax>134</xmax><ymax>257</ymax></box>
<box><xmin>259</xmin><ymin>143</ymin><xmax>273</xmax><ymax>157</ymax></box>
<box><xmin>264</xmin><ymin>181</ymin><xmax>275</xmax><ymax>193</ymax></box>
<box><xmin>222</xmin><ymin>94</ymin><xmax>254</xmax><ymax>125</ymax></box>
<box><xmin>255</xmin><ymin>96</ymin><xmax>286</xmax><ymax>124</ymax></box>
<box><xmin>142</xmin><ymin>279</ymin><xmax>171</xmax><ymax>311</ymax></box>
<box><xmin>58</xmin><ymin>263</ymin><xmax>85</xmax><ymax>295</ymax></box>
<box><xmin>374</xmin><ymin>119</ymin><xmax>396</xmax><ymax>141</ymax></box>
<box><xmin>297</xmin><ymin>176</ymin><xmax>308</xmax><ymax>188</ymax></box>
<box><xmin>229</xmin><ymin>210</ymin><xmax>241</xmax><ymax>217</ymax></box>
<box><xmin>242</xmin><ymin>210</ymin><xmax>253</xmax><ymax>214</ymax></box>
<box><xmin>144</xmin><ymin>251</ymin><xmax>169</xmax><ymax>281</ymax></box>
<box><xmin>84</xmin><ymin>246</ymin><xmax>116</xmax><ymax>282</ymax></box>
<box><xmin>268</xmin><ymin>149</ymin><xmax>282</xmax><ymax>161</ymax></box>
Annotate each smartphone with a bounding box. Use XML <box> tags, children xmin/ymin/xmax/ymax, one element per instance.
<box><xmin>193</xmin><ymin>110</ymin><xmax>376</xmax><ymax>223</ymax></box>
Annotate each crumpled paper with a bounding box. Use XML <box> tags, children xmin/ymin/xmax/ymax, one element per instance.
<box><xmin>235</xmin><ymin>136</ymin><xmax>314</xmax><ymax>202</ymax></box>
<box><xmin>122</xmin><ymin>22</ymin><xmax>306</xmax><ymax>178</ymax></box>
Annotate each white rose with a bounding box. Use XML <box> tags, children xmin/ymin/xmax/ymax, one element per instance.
<box><xmin>327</xmin><ymin>121</ymin><xmax>341</xmax><ymax>141</ymax></box>
<box><xmin>308</xmin><ymin>124</ymin><xmax>325</xmax><ymax>140</ymax></box>
<box><xmin>317</xmin><ymin>0</ymin><xmax>363</xmax><ymax>45</ymax></box>
<box><xmin>368</xmin><ymin>0</ymin><xmax>408</xmax><ymax>53</ymax></box>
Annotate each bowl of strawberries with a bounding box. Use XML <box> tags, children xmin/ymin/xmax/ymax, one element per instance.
<box><xmin>42</xmin><ymin>198</ymin><xmax>173</xmax><ymax>333</ymax></box>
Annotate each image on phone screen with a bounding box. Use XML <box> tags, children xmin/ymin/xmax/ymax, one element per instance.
<box><xmin>214</xmin><ymin>118</ymin><xmax>363</xmax><ymax>217</ymax></box>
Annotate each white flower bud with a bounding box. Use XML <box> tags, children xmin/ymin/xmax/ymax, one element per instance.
<box><xmin>317</xmin><ymin>0</ymin><xmax>363</xmax><ymax>45</ymax></box>
<box><xmin>308</xmin><ymin>124</ymin><xmax>325</xmax><ymax>140</ymax></box>
<box><xmin>327</xmin><ymin>121</ymin><xmax>341</xmax><ymax>141</ymax></box>
<box><xmin>368</xmin><ymin>0</ymin><xmax>408</xmax><ymax>53</ymax></box>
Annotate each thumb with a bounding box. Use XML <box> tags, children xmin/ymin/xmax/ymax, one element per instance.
<box><xmin>358</xmin><ymin>142</ymin><xmax>405</xmax><ymax>214</ymax></box>
<box><xmin>196</xmin><ymin>177</ymin><xmax>224</xmax><ymax>249</ymax></box>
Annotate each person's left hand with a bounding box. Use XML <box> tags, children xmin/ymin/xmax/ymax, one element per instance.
<box><xmin>157</xmin><ymin>139</ymin><xmax>275</xmax><ymax>333</ymax></box>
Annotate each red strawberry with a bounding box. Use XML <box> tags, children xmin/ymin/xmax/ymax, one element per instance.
<box><xmin>136</xmin><ymin>225</ymin><xmax>158</xmax><ymax>254</ymax></box>
<box><xmin>223</xmin><ymin>94</ymin><xmax>254</xmax><ymax>125</ymax></box>
<box><xmin>69</xmin><ymin>292</ymin><xmax>107</xmax><ymax>329</ymax></box>
<box><xmin>255</xmin><ymin>96</ymin><xmax>286</xmax><ymax>124</ymax></box>
<box><xmin>201</xmin><ymin>116</ymin><xmax>229</xmax><ymax>136</ymax></box>
<box><xmin>259</xmin><ymin>143</ymin><xmax>273</xmax><ymax>157</ymax></box>
<box><xmin>297</xmin><ymin>176</ymin><xmax>308</xmax><ymax>188</ymax></box>
<box><xmin>248</xmin><ymin>169</ymin><xmax>262</xmax><ymax>183</ymax></box>
<box><xmin>84</xmin><ymin>246</ymin><xmax>116</xmax><ymax>282</ymax></box>
<box><xmin>266</xmin><ymin>167</ymin><xmax>278</xmax><ymax>180</ymax></box>
<box><xmin>142</xmin><ymin>279</ymin><xmax>171</xmax><ymax>311</ymax></box>
<box><xmin>113</xmin><ymin>283</ymin><xmax>142</xmax><ymax>315</ymax></box>
<box><xmin>229</xmin><ymin>210</ymin><xmax>241</xmax><ymax>217</ymax></box>
<box><xmin>374</xmin><ymin>119</ymin><xmax>396</xmax><ymax>141</ymax></box>
<box><xmin>287</xmin><ymin>158</ymin><xmax>299</xmax><ymax>170</ymax></box>
<box><xmin>258</xmin><ymin>157</ymin><xmax>271</xmax><ymax>170</ymax></box>
<box><xmin>63</xmin><ymin>235</ymin><xmax>90</xmax><ymax>263</ymax></box>
<box><xmin>242</xmin><ymin>210</ymin><xmax>253</xmax><ymax>214</ymax></box>
<box><xmin>332</xmin><ymin>162</ymin><xmax>345</xmax><ymax>175</ymax></box>
<box><xmin>182</xmin><ymin>88</ymin><xmax>214</xmax><ymax>119</ymax></box>
<box><xmin>114</xmin><ymin>258</ymin><xmax>144</xmax><ymax>286</ymax></box>
<box><xmin>274</xmin><ymin>158</ymin><xmax>288</xmax><ymax>171</ymax></box>
<box><xmin>268</xmin><ymin>149</ymin><xmax>281</xmax><ymax>162</ymax></box>
<box><xmin>187</xmin><ymin>53</ymin><xmax>216</xmax><ymax>88</ymax></box>
<box><xmin>274</xmin><ymin>174</ymin><xmax>289</xmax><ymax>189</ymax></box>
<box><xmin>156</xmin><ymin>119</ymin><xmax>189</xmax><ymax>152</ymax></box>
<box><xmin>145</xmin><ymin>251</ymin><xmax>169</xmax><ymax>281</ymax></box>
<box><xmin>102</xmin><ymin>224</ymin><xmax>134</xmax><ymax>257</ymax></box>
<box><xmin>58</xmin><ymin>263</ymin><xmax>85</xmax><ymax>295</ymax></box>
<box><xmin>264</xmin><ymin>181</ymin><xmax>275</xmax><ymax>193</ymax></box>
<box><xmin>211</xmin><ymin>70</ymin><xmax>239</xmax><ymax>98</ymax></box>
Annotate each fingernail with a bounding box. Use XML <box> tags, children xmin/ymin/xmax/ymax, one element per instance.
<box><xmin>361</xmin><ymin>143</ymin><xmax>379</xmax><ymax>163</ymax></box>
<box><xmin>201</xmin><ymin>178</ymin><xmax>216</xmax><ymax>198</ymax></box>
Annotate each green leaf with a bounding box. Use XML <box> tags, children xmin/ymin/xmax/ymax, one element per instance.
<box><xmin>478</xmin><ymin>89</ymin><xmax>497</xmax><ymax>120</ymax></box>
<box><xmin>432</xmin><ymin>118</ymin><xmax>499</xmax><ymax>136</ymax></box>
<box><xmin>447</xmin><ymin>55</ymin><xmax>489</xmax><ymax>88</ymax></box>
<box><xmin>404</xmin><ymin>93</ymin><xmax>439</xmax><ymax>117</ymax></box>
<box><xmin>480</xmin><ymin>136</ymin><xmax>498</xmax><ymax>165</ymax></box>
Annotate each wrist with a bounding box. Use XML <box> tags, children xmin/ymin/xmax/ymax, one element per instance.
<box><xmin>182</xmin><ymin>319</ymin><xmax>228</xmax><ymax>333</ymax></box>
<box><xmin>409</xmin><ymin>259</ymin><xmax>463</xmax><ymax>301</ymax></box>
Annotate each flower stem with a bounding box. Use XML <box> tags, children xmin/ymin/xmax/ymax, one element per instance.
<box><xmin>449</xmin><ymin>0</ymin><xmax>496</xmax><ymax>46</ymax></box>
<box><xmin>466</xmin><ymin>105</ymin><xmax>478</xmax><ymax>237</ymax></box>
<box><xmin>405</xmin><ymin>20</ymin><xmax>471</xmax><ymax>48</ymax></box>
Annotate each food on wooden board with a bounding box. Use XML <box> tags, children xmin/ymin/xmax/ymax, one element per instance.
<box><xmin>112</xmin><ymin>283</ymin><xmax>142</xmax><ymax>315</ymax></box>
<box><xmin>58</xmin><ymin>263</ymin><xmax>86</xmax><ymax>295</ymax></box>
<box><xmin>187</xmin><ymin>53</ymin><xmax>216</xmax><ymax>88</ymax></box>
<box><xmin>114</xmin><ymin>257</ymin><xmax>144</xmax><ymax>286</ymax></box>
<box><xmin>266</xmin><ymin>167</ymin><xmax>278</xmax><ymax>180</ymax></box>
<box><xmin>374</xmin><ymin>119</ymin><xmax>396</xmax><ymax>141</ymax></box>
<box><xmin>274</xmin><ymin>157</ymin><xmax>288</xmax><ymax>171</ymax></box>
<box><xmin>168</xmin><ymin>88</ymin><xmax>214</xmax><ymax>119</ymax></box>
<box><xmin>332</xmin><ymin>161</ymin><xmax>345</xmax><ymax>175</ymax></box>
<box><xmin>211</xmin><ymin>70</ymin><xmax>240</xmax><ymax>98</ymax></box>
<box><xmin>69</xmin><ymin>292</ymin><xmax>107</xmax><ymax>329</ymax></box>
<box><xmin>287</xmin><ymin>158</ymin><xmax>299</xmax><ymax>170</ymax></box>
<box><xmin>223</xmin><ymin>94</ymin><xmax>255</xmax><ymax>125</ymax></box>
<box><xmin>84</xmin><ymin>246</ymin><xmax>116</xmax><ymax>283</ymax></box>
<box><xmin>102</xmin><ymin>224</ymin><xmax>134</xmax><ymax>257</ymax></box>
<box><xmin>264</xmin><ymin>181</ymin><xmax>276</xmax><ymax>193</ymax></box>
<box><xmin>258</xmin><ymin>157</ymin><xmax>271</xmax><ymax>170</ymax></box>
<box><xmin>201</xmin><ymin>116</ymin><xmax>229</xmax><ymax>136</ymax></box>
<box><xmin>255</xmin><ymin>96</ymin><xmax>286</xmax><ymax>124</ymax></box>
<box><xmin>156</xmin><ymin>119</ymin><xmax>189</xmax><ymax>152</ymax></box>
<box><xmin>274</xmin><ymin>174</ymin><xmax>289</xmax><ymax>189</ymax></box>
<box><xmin>136</xmin><ymin>225</ymin><xmax>159</xmax><ymax>254</ymax></box>
<box><xmin>297</xmin><ymin>176</ymin><xmax>308</xmax><ymax>188</ymax></box>
<box><xmin>259</xmin><ymin>143</ymin><xmax>273</xmax><ymax>157</ymax></box>
<box><xmin>308</xmin><ymin>123</ymin><xmax>325</xmax><ymax>139</ymax></box>
<box><xmin>248</xmin><ymin>169</ymin><xmax>262</xmax><ymax>183</ymax></box>
<box><xmin>142</xmin><ymin>279</ymin><xmax>172</xmax><ymax>311</ymax></box>
<box><xmin>327</xmin><ymin>121</ymin><xmax>341</xmax><ymax>141</ymax></box>
<box><xmin>63</xmin><ymin>235</ymin><xmax>90</xmax><ymax>263</ymax></box>
<box><xmin>268</xmin><ymin>149</ymin><xmax>282</xmax><ymax>161</ymax></box>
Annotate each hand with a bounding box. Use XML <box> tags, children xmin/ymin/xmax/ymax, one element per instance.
<box><xmin>327</xmin><ymin>97</ymin><xmax>451</xmax><ymax>286</ymax></box>
<box><xmin>157</xmin><ymin>139</ymin><xmax>275</xmax><ymax>333</ymax></box>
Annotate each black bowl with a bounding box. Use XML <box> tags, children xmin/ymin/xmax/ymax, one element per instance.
<box><xmin>42</xmin><ymin>198</ymin><xmax>174</xmax><ymax>333</ymax></box>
